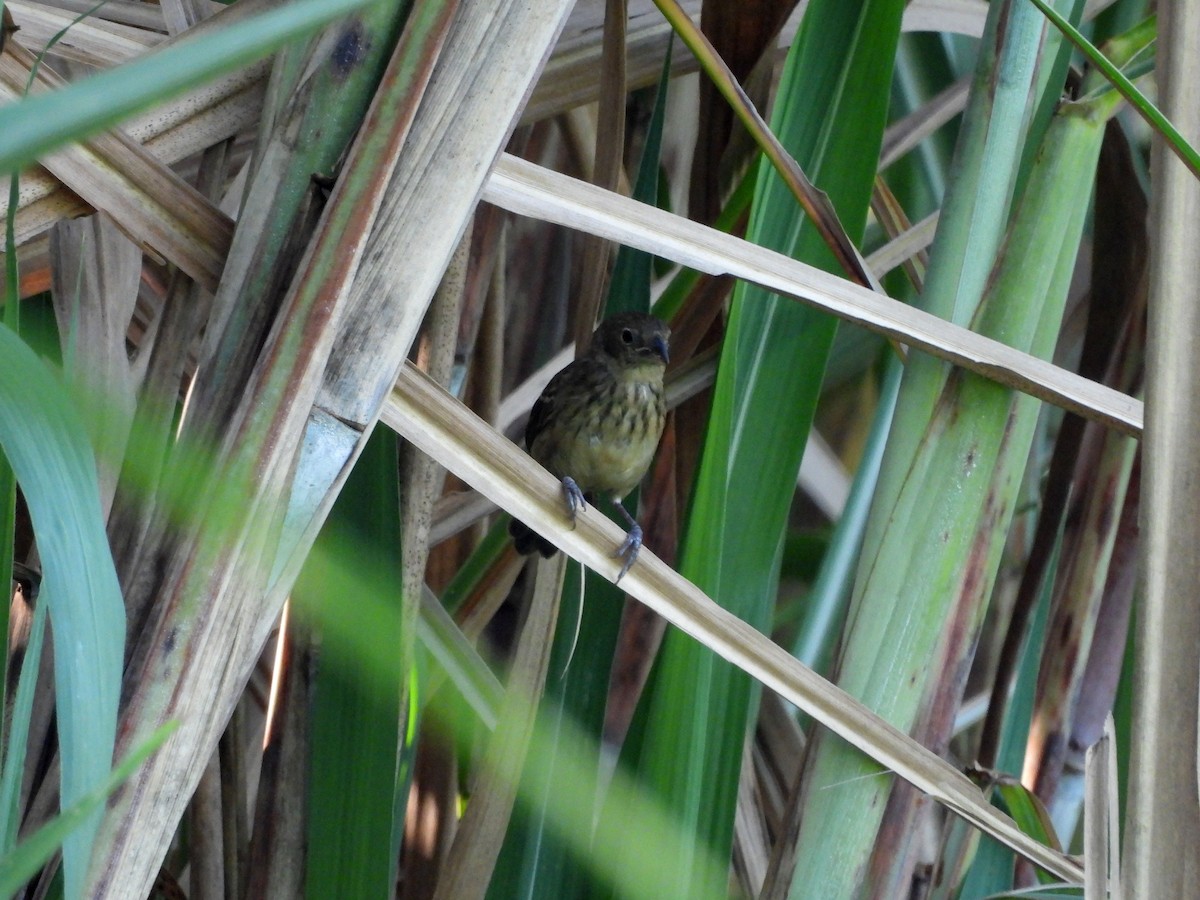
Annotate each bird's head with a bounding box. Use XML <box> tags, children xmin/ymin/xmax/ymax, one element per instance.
<box><xmin>593</xmin><ymin>311</ymin><xmax>670</xmax><ymax>368</ymax></box>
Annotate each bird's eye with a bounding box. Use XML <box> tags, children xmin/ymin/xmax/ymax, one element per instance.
<box><xmin>621</xmin><ymin>328</ymin><xmax>635</xmax><ymax>344</ymax></box>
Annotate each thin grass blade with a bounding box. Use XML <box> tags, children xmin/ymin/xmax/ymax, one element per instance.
<box><xmin>0</xmin><ymin>0</ymin><xmax>386</xmax><ymax>172</ymax></box>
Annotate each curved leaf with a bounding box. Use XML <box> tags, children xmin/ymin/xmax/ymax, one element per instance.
<box><xmin>0</xmin><ymin>323</ymin><xmax>124</xmax><ymax>898</ymax></box>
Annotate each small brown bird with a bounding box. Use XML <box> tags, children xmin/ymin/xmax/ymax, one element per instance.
<box><xmin>510</xmin><ymin>311</ymin><xmax>670</xmax><ymax>580</ymax></box>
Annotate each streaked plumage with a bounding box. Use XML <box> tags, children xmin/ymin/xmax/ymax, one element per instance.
<box><xmin>510</xmin><ymin>311</ymin><xmax>670</xmax><ymax>579</ymax></box>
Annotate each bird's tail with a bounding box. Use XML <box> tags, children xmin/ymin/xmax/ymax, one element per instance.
<box><xmin>509</xmin><ymin>517</ymin><xmax>558</xmax><ymax>558</ymax></box>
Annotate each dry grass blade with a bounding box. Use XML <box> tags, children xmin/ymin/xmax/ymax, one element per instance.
<box><xmin>526</xmin><ymin>0</ymin><xmax>989</xmax><ymax>126</ymax></box>
<box><xmin>83</xmin><ymin>0</ymin><xmax>579</xmax><ymax>888</ymax></box>
<box><xmin>1</xmin><ymin>66</ymin><xmax>264</xmax><ymax>252</ymax></box>
<box><xmin>901</xmin><ymin>0</ymin><xmax>987</xmax><ymax>37</ymax></box>
<box><xmin>1026</xmin><ymin>412</ymin><xmax>1139</xmax><ymax>797</ymax></box>
<box><xmin>35</xmin><ymin>0</ymin><xmax>166</xmax><ymax>30</ymax></box>
<box><xmin>47</xmin><ymin>213</ymin><xmax>141</xmax><ymax>510</ymax></box>
<box><xmin>484</xmin><ymin>154</ymin><xmax>1142</xmax><ymax>435</ymax></box>
<box><xmin>7</xmin><ymin>0</ymin><xmax>163</xmax><ymax>66</ymax></box>
<box><xmin>87</xmin><ymin>4</ymin><xmax>464</xmax><ymax>889</ymax></box>
<box><xmin>570</xmin><ymin>0</ymin><xmax>627</xmax><ymax>348</ymax></box>
<box><xmin>880</xmin><ymin>76</ymin><xmax>969</xmax><ymax>170</ymax></box>
<box><xmin>0</xmin><ymin>0</ymin><xmax>287</xmax><ymax>253</ymax></box>
<box><xmin>243</xmin><ymin>619</ymin><xmax>310</xmax><ymax>899</ymax></box>
<box><xmin>654</xmin><ymin>0</ymin><xmax>880</xmax><ymax>290</ymax></box>
<box><xmin>525</xmin><ymin>0</ymin><xmax>697</xmax><ymax>124</ymax></box>
<box><xmin>316</xmin><ymin>0</ymin><xmax>577</xmax><ymax>430</ymax></box>
<box><xmin>432</xmin><ymin>554</ymin><xmax>566</xmax><ymax>900</ymax></box>
<box><xmin>1124</xmin><ymin>2</ymin><xmax>1200</xmax><ymax>891</ymax></box>
<box><xmin>402</xmin><ymin>227</ymin><xmax>467</xmax><ymax>636</ymax></box>
<box><xmin>160</xmin><ymin>0</ymin><xmax>211</xmax><ymax>35</ymax></box>
<box><xmin>866</xmin><ymin>210</ymin><xmax>938</xmax><ymax>281</ymax></box>
<box><xmin>1084</xmin><ymin>714</ymin><xmax>1119</xmax><ymax>900</ymax></box>
<box><xmin>871</xmin><ymin>175</ymin><xmax>929</xmax><ymax>291</ymax></box>
<box><xmin>0</xmin><ymin>42</ymin><xmax>234</xmax><ymax>290</ymax></box>
<box><xmin>383</xmin><ymin>363</ymin><xmax>1084</xmax><ymax>884</ymax></box>
<box><xmin>733</xmin><ymin>731</ymin><xmax>772</xmax><ymax>896</ymax></box>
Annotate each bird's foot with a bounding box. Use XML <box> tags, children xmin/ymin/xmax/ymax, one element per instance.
<box><xmin>611</xmin><ymin>500</ymin><xmax>644</xmax><ymax>582</ymax></box>
<box><xmin>613</xmin><ymin>523</ymin><xmax>642</xmax><ymax>583</ymax></box>
<box><xmin>561</xmin><ymin>476</ymin><xmax>587</xmax><ymax>525</ymax></box>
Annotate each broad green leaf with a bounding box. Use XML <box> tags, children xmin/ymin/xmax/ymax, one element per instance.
<box><xmin>958</xmin><ymin>536</ymin><xmax>1062</xmax><ymax>898</ymax></box>
<box><xmin>865</xmin><ymin>0</ymin><xmax>1054</xmax><ymax>545</ymax></box>
<box><xmin>787</xmin><ymin>65</ymin><xmax>1119</xmax><ymax>896</ymax></box>
<box><xmin>299</xmin><ymin>427</ymin><xmax>408</xmax><ymax>897</ymax></box>
<box><xmin>629</xmin><ymin>1</ymin><xmax>905</xmax><ymax>893</ymax></box>
<box><xmin>0</xmin><ymin>323</ymin><xmax>124</xmax><ymax>898</ymax></box>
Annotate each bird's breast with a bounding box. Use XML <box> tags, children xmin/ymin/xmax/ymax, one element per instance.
<box><xmin>534</xmin><ymin>378</ymin><xmax>665</xmax><ymax>499</ymax></box>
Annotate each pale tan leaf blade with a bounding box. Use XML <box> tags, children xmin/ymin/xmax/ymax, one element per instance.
<box><xmin>383</xmin><ymin>363</ymin><xmax>1084</xmax><ymax>884</ymax></box>
<box><xmin>483</xmin><ymin>153</ymin><xmax>1142</xmax><ymax>436</ymax></box>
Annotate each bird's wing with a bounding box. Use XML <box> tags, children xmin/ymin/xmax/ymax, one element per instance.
<box><xmin>524</xmin><ymin>355</ymin><xmax>610</xmax><ymax>450</ymax></box>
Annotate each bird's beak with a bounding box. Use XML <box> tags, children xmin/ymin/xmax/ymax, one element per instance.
<box><xmin>653</xmin><ymin>334</ymin><xmax>669</xmax><ymax>364</ymax></box>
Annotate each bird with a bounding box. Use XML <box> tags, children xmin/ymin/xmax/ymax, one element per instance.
<box><xmin>509</xmin><ymin>311</ymin><xmax>670</xmax><ymax>581</ymax></box>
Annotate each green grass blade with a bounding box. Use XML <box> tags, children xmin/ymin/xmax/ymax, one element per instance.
<box><xmin>0</xmin><ymin>722</ymin><xmax>176</xmax><ymax>898</ymax></box>
<box><xmin>1014</xmin><ymin>0</ymin><xmax>1086</xmax><ymax>204</ymax></box>
<box><xmin>298</xmin><ymin>427</ymin><xmax>408</xmax><ymax>897</ymax></box>
<box><xmin>0</xmin><ymin>598</ymin><xmax>47</xmax><ymax>855</ymax></box>
<box><xmin>1</xmin><ymin>77</ymin><xmax>22</xmax><ymax>769</ymax></box>
<box><xmin>787</xmin><ymin>79</ymin><xmax>1113</xmax><ymax>898</ymax></box>
<box><xmin>959</xmin><ymin>535</ymin><xmax>1062</xmax><ymax>897</ymax></box>
<box><xmin>651</xmin><ymin>0</ymin><xmax>876</xmax><ymax>288</ymax></box>
<box><xmin>628</xmin><ymin>0</ymin><xmax>905</xmax><ymax>892</ymax></box>
<box><xmin>0</xmin><ymin>429</ymin><xmax>13</xmax><ymax>759</ymax></box>
<box><xmin>791</xmin><ymin>357</ymin><xmax>901</xmax><ymax>674</ymax></box>
<box><xmin>1025</xmin><ymin>5</ymin><xmax>1200</xmax><ymax>178</ymax></box>
<box><xmin>0</xmin><ymin>323</ymin><xmax>124</xmax><ymax>898</ymax></box>
<box><xmin>995</xmin><ymin>781</ymin><xmax>1062</xmax><ymax>856</ymax></box>
<box><xmin>865</xmin><ymin>0</ymin><xmax>1055</xmax><ymax>545</ymax></box>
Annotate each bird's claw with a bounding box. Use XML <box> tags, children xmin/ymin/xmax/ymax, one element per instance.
<box><xmin>614</xmin><ymin>523</ymin><xmax>642</xmax><ymax>583</ymax></box>
<box><xmin>561</xmin><ymin>476</ymin><xmax>587</xmax><ymax>526</ymax></box>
